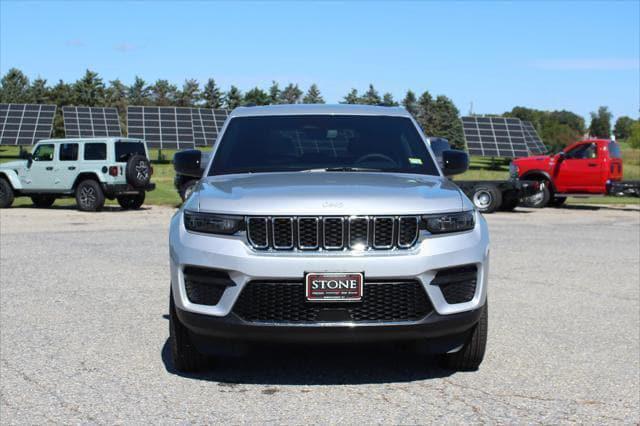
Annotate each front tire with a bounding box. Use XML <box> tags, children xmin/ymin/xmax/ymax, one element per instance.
<box><xmin>499</xmin><ymin>190</ymin><xmax>519</xmax><ymax>211</ymax></box>
<box><xmin>31</xmin><ymin>195</ymin><xmax>56</xmax><ymax>208</ymax></box>
<box><xmin>549</xmin><ymin>196</ymin><xmax>567</xmax><ymax>207</ymax></box>
<box><xmin>169</xmin><ymin>290</ymin><xmax>209</xmax><ymax>372</ymax></box>
<box><xmin>522</xmin><ymin>181</ymin><xmax>550</xmax><ymax>208</ymax></box>
<box><xmin>75</xmin><ymin>180</ymin><xmax>105</xmax><ymax>212</ymax></box>
<box><xmin>117</xmin><ymin>192</ymin><xmax>145</xmax><ymax>210</ymax></box>
<box><xmin>441</xmin><ymin>303</ymin><xmax>488</xmax><ymax>371</ymax></box>
<box><xmin>0</xmin><ymin>178</ymin><xmax>15</xmax><ymax>208</ymax></box>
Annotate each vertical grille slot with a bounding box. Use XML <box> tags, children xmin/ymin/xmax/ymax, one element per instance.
<box><xmin>373</xmin><ymin>217</ymin><xmax>394</xmax><ymax>248</ymax></box>
<box><xmin>323</xmin><ymin>217</ymin><xmax>344</xmax><ymax>249</ymax></box>
<box><xmin>349</xmin><ymin>217</ymin><xmax>369</xmax><ymax>249</ymax></box>
<box><xmin>272</xmin><ymin>217</ymin><xmax>294</xmax><ymax>249</ymax></box>
<box><xmin>247</xmin><ymin>217</ymin><xmax>268</xmax><ymax>248</ymax></box>
<box><xmin>298</xmin><ymin>217</ymin><xmax>319</xmax><ymax>249</ymax></box>
<box><xmin>398</xmin><ymin>216</ymin><xmax>419</xmax><ymax>248</ymax></box>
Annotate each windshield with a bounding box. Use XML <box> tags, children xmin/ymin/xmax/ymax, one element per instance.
<box><xmin>209</xmin><ymin>115</ymin><xmax>439</xmax><ymax>176</ymax></box>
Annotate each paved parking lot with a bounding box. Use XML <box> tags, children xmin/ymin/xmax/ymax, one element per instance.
<box><xmin>1</xmin><ymin>205</ymin><xmax>639</xmax><ymax>423</ymax></box>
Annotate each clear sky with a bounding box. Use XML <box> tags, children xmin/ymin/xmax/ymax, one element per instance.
<box><xmin>1</xmin><ymin>1</ymin><xmax>638</xmax><ymax>121</ymax></box>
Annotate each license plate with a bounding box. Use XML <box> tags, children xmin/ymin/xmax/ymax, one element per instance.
<box><xmin>305</xmin><ymin>272</ymin><xmax>363</xmax><ymax>302</ymax></box>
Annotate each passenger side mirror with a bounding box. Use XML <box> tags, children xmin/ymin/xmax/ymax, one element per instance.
<box><xmin>557</xmin><ymin>151</ymin><xmax>566</xmax><ymax>162</ymax></box>
<box><xmin>441</xmin><ymin>150</ymin><xmax>469</xmax><ymax>176</ymax></box>
<box><xmin>173</xmin><ymin>149</ymin><xmax>204</xmax><ymax>178</ymax></box>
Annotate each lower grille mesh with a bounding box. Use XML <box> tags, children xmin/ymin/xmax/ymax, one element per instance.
<box><xmin>183</xmin><ymin>266</ymin><xmax>234</xmax><ymax>306</ymax></box>
<box><xmin>431</xmin><ymin>265</ymin><xmax>478</xmax><ymax>304</ymax></box>
<box><xmin>232</xmin><ymin>280</ymin><xmax>432</xmax><ymax>323</ymax></box>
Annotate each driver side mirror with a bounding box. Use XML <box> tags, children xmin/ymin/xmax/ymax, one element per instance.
<box><xmin>173</xmin><ymin>149</ymin><xmax>203</xmax><ymax>177</ymax></box>
<box><xmin>557</xmin><ymin>151</ymin><xmax>566</xmax><ymax>162</ymax></box>
<box><xmin>25</xmin><ymin>153</ymin><xmax>33</xmax><ymax>168</ymax></box>
<box><xmin>442</xmin><ymin>150</ymin><xmax>469</xmax><ymax>176</ymax></box>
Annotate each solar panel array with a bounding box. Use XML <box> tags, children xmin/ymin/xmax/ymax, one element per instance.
<box><xmin>461</xmin><ymin>116</ymin><xmax>529</xmax><ymax>158</ymax></box>
<box><xmin>191</xmin><ymin>108</ymin><xmax>229</xmax><ymax>146</ymax></box>
<box><xmin>0</xmin><ymin>104</ymin><xmax>56</xmax><ymax>145</ymax></box>
<box><xmin>521</xmin><ymin>121</ymin><xmax>548</xmax><ymax>154</ymax></box>
<box><xmin>63</xmin><ymin>106</ymin><xmax>122</xmax><ymax>138</ymax></box>
<box><xmin>127</xmin><ymin>106</ymin><xmax>195</xmax><ymax>149</ymax></box>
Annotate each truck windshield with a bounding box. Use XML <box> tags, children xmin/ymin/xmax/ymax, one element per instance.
<box><xmin>209</xmin><ymin>115</ymin><xmax>439</xmax><ymax>176</ymax></box>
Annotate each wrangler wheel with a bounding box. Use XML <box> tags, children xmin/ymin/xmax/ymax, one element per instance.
<box><xmin>75</xmin><ymin>180</ymin><xmax>105</xmax><ymax>212</ymax></box>
<box><xmin>0</xmin><ymin>178</ymin><xmax>15</xmax><ymax>209</ymax></box>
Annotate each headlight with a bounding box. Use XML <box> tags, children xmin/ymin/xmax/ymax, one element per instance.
<box><xmin>183</xmin><ymin>210</ymin><xmax>244</xmax><ymax>235</ymax></box>
<box><xmin>422</xmin><ymin>211</ymin><xmax>475</xmax><ymax>234</ymax></box>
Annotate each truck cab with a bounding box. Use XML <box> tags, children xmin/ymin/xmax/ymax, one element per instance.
<box><xmin>512</xmin><ymin>139</ymin><xmax>628</xmax><ymax>207</ymax></box>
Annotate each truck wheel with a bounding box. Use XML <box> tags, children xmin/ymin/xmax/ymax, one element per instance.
<box><xmin>499</xmin><ymin>190</ymin><xmax>519</xmax><ymax>211</ymax></box>
<box><xmin>522</xmin><ymin>182</ymin><xmax>550</xmax><ymax>208</ymax></box>
<box><xmin>125</xmin><ymin>155</ymin><xmax>151</xmax><ymax>189</ymax></box>
<box><xmin>472</xmin><ymin>184</ymin><xmax>502</xmax><ymax>213</ymax></box>
<box><xmin>550</xmin><ymin>196</ymin><xmax>567</xmax><ymax>207</ymax></box>
<box><xmin>169</xmin><ymin>289</ymin><xmax>209</xmax><ymax>372</ymax></box>
<box><xmin>441</xmin><ymin>302</ymin><xmax>488</xmax><ymax>371</ymax></box>
<box><xmin>0</xmin><ymin>178</ymin><xmax>15</xmax><ymax>209</ymax></box>
<box><xmin>31</xmin><ymin>195</ymin><xmax>56</xmax><ymax>208</ymax></box>
<box><xmin>117</xmin><ymin>192</ymin><xmax>145</xmax><ymax>210</ymax></box>
<box><xmin>76</xmin><ymin>180</ymin><xmax>105</xmax><ymax>212</ymax></box>
<box><xmin>179</xmin><ymin>179</ymin><xmax>198</xmax><ymax>202</ymax></box>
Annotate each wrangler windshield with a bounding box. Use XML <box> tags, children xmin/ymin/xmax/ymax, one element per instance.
<box><xmin>209</xmin><ymin>115</ymin><xmax>439</xmax><ymax>176</ymax></box>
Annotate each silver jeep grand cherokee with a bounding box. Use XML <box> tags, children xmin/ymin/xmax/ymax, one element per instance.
<box><xmin>169</xmin><ymin>104</ymin><xmax>489</xmax><ymax>372</ymax></box>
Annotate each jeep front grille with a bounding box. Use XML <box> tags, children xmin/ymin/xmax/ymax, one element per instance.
<box><xmin>246</xmin><ymin>216</ymin><xmax>420</xmax><ymax>251</ymax></box>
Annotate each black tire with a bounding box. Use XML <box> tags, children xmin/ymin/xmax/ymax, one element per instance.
<box><xmin>30</xmin><ymin>195</ymin><xmax>56</xmax><ymax>208</ymax></box>
<box><xmin>441</xmin><ymin>302</ymin><xmax>488</xmax><ymax>371</ymax></box>
<box><xmin>75</xmin><ymin>180</ymin><xmax>105</xmax><ymax>212</ymax></box>
<box><xmin>522</xmin><ymin>181</ymin><xmax>550</xmax><ymax>208</ymax></box>
<box><xmin>125</xmin><ymin>155</ymin><xmax>151</xmax><ymax>189</ymax></box>
<box><xmin>0</xmin><ymin>178</ymin><xmax>15</xmax><ymax>209</ymax></box>
<box><xmin>117</xmin><ymin>192</ymin><xmax>145</xmax><ymax>210</ymax></box>
<box><xmin>550</xmin><ymin>196</ymin><xmax>567</xmax><ymax>207</ymax></box>
<box><xmin>499</xmin><ymin>190</ymin><xmax>519</xmax><ymax>211</ymax></box>
<box><xmin>179</xmin><ymin>179</ymin><xmax>198</xmax><ymax>202</ymax></box>
<box><xmin>169</xmin><ymin>289</ymin><xmax>209</xmax><ymax>372</ymax></box>
<box><xmin>471</xmin><ymin>184</ymin><xmax>502</xmax><ymax>213</ymax></box>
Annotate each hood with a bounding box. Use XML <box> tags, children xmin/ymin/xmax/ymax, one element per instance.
<box><xmin>194</xmin><ymin>172</ymin><xmax>464</xmax><ymax>215</ymax></box>
<box><xmin>0</xmin><ymin>160</ymin><xmax>27</xmax><ymax>170</ymax></box>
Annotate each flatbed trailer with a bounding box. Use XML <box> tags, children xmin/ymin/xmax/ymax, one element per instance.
<box><xmin>454</xmin><ymin>179</ymin><xmax>540</xmax><ymax>213</ymax></box>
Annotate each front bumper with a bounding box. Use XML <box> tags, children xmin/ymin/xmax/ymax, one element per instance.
<box><xmin>170</xmin><ymin>209</ymin><xmax>489</xmax><ymax>331</ymax></box>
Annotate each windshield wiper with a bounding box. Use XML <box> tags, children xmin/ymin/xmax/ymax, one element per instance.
<box><xmin>300</xmin><ymin>167</ymin><xmax>384</xmax><ymax>173</ymax></box>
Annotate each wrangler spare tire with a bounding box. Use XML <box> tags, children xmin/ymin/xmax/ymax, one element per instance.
<box><xmin>125</xmin><ymin>155</ymin><xmax>151</xmax><ymax>189</ymax></box>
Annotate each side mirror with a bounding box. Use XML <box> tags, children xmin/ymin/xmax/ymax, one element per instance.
<box><xmin>26</xmin><ymin>153</ymin><xmax>33</xmax><ymax>168</ymax></box>
<box><xmin>557</xmin><ymin>151</ymin><xmax>566</xmax><ymax>162</ymax></box>
<box><xmin>173</xmin><ymin>149</ymin><xmax>203</xmax><ymax>177</ymax></box>
<box><xmin>442</xmin><ymin>150</ymin><xmax>469</xmax><ymax>176</ymax></box>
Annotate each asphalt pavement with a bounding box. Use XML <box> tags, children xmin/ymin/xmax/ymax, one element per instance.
<box><xmin>1</xmin><ymin>204</ymin><xmax>639</xmax><ymax>424</ymax></box>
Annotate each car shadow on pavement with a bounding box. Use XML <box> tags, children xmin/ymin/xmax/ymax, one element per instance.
<box><xmin>12</xmin><ymin>205</ymin><xmax>152</xmax><ymax>212</ymax></box>
<box><xmin>559</xmin><ymin>204</ymin><xmax>639</xmax><ymax>212</ymax></box>
<box><xmin>160</xmin><ymin>338</ymin><xmax>455</xmax><ymax>385</ymax></box>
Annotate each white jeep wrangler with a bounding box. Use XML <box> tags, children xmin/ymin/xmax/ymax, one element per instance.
<box><xmin>0</xmin><ymin>138</ymin><xmax>155</xmax><ymax>211</ymax></box>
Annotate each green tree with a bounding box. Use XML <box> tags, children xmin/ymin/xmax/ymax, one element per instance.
<box><xmin>224</xmin><ymin>85</ymin><xmax>243</xmax><ymax>110</ymax></box>
<box><xmin>0</xmin><ymin>68</ymin><xmax>30</xmax><ymax>103</ymax></box>
<box><xmin>105</xmin><ymin>79</ymin><xmax>128</xmax><ymax>108</ymax></box>
<box><xmin>589</xmin><ymin>106</ymin><xmax>612</xmax><ymax>138</ymax></box>
<box><xmin>268</xmin><ymin>81</ymin><xmax>280</xmax><ymax>104</ymax></box>
<box><xmin>150</xmin><ymin>79</ymin><xmax>178</xmax><ymax>106</ymax></box>
<box><xmin>549</xmin><ymin>110</ymin><xmax>585</xmax><ymax>135</ymax></box>
<box><xmin>402</xmin><ymin>90</ymin><xmax>418</xmax><ymax>117</ymax></box>
<box><xmin>74</xmin><ymin>69</ymin><xmax>105</xmax><ymax>106</ymax></box>
<box><xmin>342</xmin><ymin>88</ymin><xmax>360</xmax><ymax>104</ymax></box>
<box><xmin>244</xmin><ymin>87</ymin><xmax>270</xmax><ymax>105</ymax></box>
<box><xmin>28</xmin><ymin>78</ymin><xmax>51</xmax><ymax>103</ymax></box>
<box><xmin>628</xmin><ymin>121</ymin><xmax>640</xmax><ymax>149</ymax></box>
<box><xmin>128</xmin><ymin>76</ymin><xmax>151</xmax><ymax>106</ymax></box>
<box><xmin>50</xmin><ymin>80</ymin><xmax>75</xmax><ymax>137</ymax></box>
<box><xmin>279</xmin><ymin>83</ymin><xmax>302</xmax><ymax>104</ymax></box>
<box><xmin>177</xmin><ymin>79</ymin><xmax>200</xmax><ymax>107</ymax></box>
<box><xmin>362</xmin><ymin>84</ymin><xmax>381</xmax><ymax>105</ymax></box>
<box><xmin>614</xmin><ymin>116</ymin><xmax>635</xmax><ymax>141</ymax></box>
<box><xmin>416</xmin><ymin>91</ymin><xmax>435</xmax><ymax>133</ymax></box>
<box><xmin>201</xmin><ymin>78</ymin><xmax>223</xmax><ymax>109</ymax></box>
<box><xmin>303</xmin><ymin>84</ymin><xmax>324</xmax><ymax>104</ymax></box>
<box><xmin>381</xmin><ymin>92</ymin><xmax>398</xmax><ymax>106</ymax></box>
<box><xmin>430</xmin><ymin>95</ymin><xmax>465</xmax><ymax>149</ymax></box>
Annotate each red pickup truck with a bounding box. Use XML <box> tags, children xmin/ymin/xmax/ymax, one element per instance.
<box><xmin>512</xmin><ymin>139</ymin><xmax>639</xmax><ymax>207</ymax></box>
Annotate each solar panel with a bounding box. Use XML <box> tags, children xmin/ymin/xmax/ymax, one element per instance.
<box><xmin>127</xmin><ymin>106</ymin><xmax>194</xmax><ymax>149</ymax></box>
<box><xmin>461</xmin><ymin>116</ymin><xmax>529</xmax><ymax>158</ymax></box>
<box><xmin>0</xmin><ymin>104</ymin><xmax>56</xmax><ymax>145</ymax></box>
<box><xmin>191</xmin><ymin>108</ymin><xmax>229</xmax><ymax>146</ymax></box>
<box><xmin>63</xmin><ymin>106</ymin><xmax>122</xmax><ymax>138</ymax></box>
<box><xmin>521</xmin><ymin>121</ymin><xmax>548</xmax><ymax>154</ymax></box>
